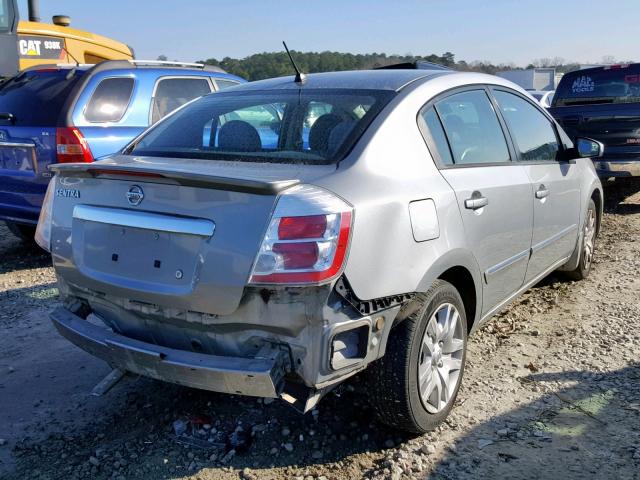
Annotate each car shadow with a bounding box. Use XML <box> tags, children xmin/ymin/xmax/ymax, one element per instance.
<box><xmin>427</xmin><ymin>363</ymin><xmax>640</xmax><ymax>479</ymax></box>
<box><xmin>603</xmin><ymin>178</ymin><xmax>640</xmax><ymax>214</ymax></box>
<box><xmin>0</xmin><ymin>223</ymin><xmax>51</xmax><ymax>274</ymax></box>
<box><xmin>0</xmin><ymin>283</ymin><xmax>59</xmax><ymax>333</ymax></box>
<box><xmin>7</xmin><ymin>372</ymin><xmax>412</xmax><ymax>479</ymax></box>
<box><xmin>8</xmin><ymin>362</ymin><xmax>639</xmax><ymax>479</ymax></box>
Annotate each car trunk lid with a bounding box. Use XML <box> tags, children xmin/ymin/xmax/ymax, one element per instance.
<box><xmin>50</xmin><ymin>156</ymin><xmax>334</xmax><ymax>316</ymax></box>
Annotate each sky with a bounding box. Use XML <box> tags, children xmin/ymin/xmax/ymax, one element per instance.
<box><xmin>17</xmin><ymin>0</ymin><xmax>638</xmax><ymax>66</ymax></box>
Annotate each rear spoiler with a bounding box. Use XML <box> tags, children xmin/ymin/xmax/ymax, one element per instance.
<box><xmin>49</xmin><ymin>163</ymin><xmax>299</xmax><ymax>195</ymax></box>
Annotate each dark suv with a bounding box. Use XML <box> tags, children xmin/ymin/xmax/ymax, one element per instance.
<box><xmin>549</xmin><ymin>63</ymin><xmax>640</xmax><ymax>178</ymax></box>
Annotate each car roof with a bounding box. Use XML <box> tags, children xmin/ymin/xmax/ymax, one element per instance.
<box><xmin>24</xmin><ymin>60</ymin><xmax>233</xmax><ymax>76</ymax></box>
<box><xmin>234</xmin><ymin>69</ymin><xmax>451</xmax><ymax>92</ymax></box>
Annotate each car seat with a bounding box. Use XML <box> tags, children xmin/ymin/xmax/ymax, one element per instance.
<box><xmin>217</xmin><ymin>120</ymin><xmax>262</xmax><ymax>152</ymax></box>
<box><xmin>308</xmin><ymin>114</ymin><xmax>342</xmax><ymax>153</ymax></box>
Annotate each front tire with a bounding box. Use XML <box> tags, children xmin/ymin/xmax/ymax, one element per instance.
<box><xmin>366</xmin><ymin>280</ymin><xmax>467</xmax><ymax>433</ymax></box>
<box><xmin>566</xmin><ymin>199</ymin><xmax>597</xmax><ymax>281</ymax></box>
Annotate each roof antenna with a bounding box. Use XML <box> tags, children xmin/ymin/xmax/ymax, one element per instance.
<box><xmin>282</xmin><ymin>41</ymin><xmax>306</xmax><ymax>85</ymax></box>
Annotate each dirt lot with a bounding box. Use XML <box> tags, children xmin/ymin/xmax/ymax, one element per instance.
<box><xmin>1</xmin><ymin>180</ymin><xmax>639</xmax><ymax>480</ymax></box>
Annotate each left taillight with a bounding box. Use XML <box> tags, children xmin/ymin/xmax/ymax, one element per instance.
<box><xmin>249</xmin><ymin>185</ymin><xmax>353</xmax><ymax>285</ymax></box>
<box><xmin>35</xmin><ymin>178</ymin><xmax>56</xmax><ymax>252</ymax></box>
<box><xmin>56</xmin><ymin>127</ymin><xmax>93</xmax><ymax>163</ymax></box>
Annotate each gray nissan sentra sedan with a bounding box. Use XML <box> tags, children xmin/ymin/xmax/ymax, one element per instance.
<box><xmin>36</xmin><ymin>69</ymin><xmax>603</xmax><ymax>433</ymax></box>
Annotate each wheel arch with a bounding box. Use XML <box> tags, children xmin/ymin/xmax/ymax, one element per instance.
<box><xmin>591</xmin><ymin>186</ymin><xmax>603</xmax><ymax>235</ymax></box>
<box><xmin>438</xmin><ymin>266</ymin><xmax>478</xmax><ymax>334</ymax></box>
<box><xmin>416</xmin><ymin>249</ymin><xmax>483</xmax><ymax>333</ymax></box>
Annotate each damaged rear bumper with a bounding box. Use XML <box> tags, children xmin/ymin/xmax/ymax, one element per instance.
<box><xmin>50</xmin><ymin>307</ymin><xmax>288</xmax><ymax>398</ymax></box>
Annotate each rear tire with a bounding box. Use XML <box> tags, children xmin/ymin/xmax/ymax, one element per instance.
<box><xmin>366</xmin><ymin>280</ymin><xmax>467</xmax><ymax>433</ymax></box>
<box><xmin>566</xmin><ymin>199</ymin><xmax>597</xmax><ymax>281</ymax></box>
<box><xmin>6</xmin><ymin>222</ymin><xmax>37</xmax><ymax>244</ymax></box>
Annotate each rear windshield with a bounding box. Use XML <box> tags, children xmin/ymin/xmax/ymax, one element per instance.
<box><xmin>128</xmin><ymin>88</ymin><xmax>395</xmax><ymax>164</ymax></box>
<box><xmin>554</xmin><ymin>65</ymin><xmax>640</xmax><ymax>106</ymax></box>
<box><xmin>0</xmin><ymin>69</ymin><xmax>84</xmax><ymax>126</ymax></box>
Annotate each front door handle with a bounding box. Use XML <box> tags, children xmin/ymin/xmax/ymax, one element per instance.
<box><xmin>464</xmin><ymin>193</ymin><xmax>488</xmax><ymax>210</ymax></box>
<box><xmin>535</xmin><ymin>185</ymin><xmax>550</xmax><ymax>199</ymax></box>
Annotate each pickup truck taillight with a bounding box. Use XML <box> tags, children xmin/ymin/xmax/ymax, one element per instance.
<box><xmin>56</xmin><ymin>127</ymin><xmax>93</xmax><ymax>163</ymax></box>
<box><xmin>249</xmin><ymin>185</ymin><xmax>353</xmax><ymax>285</ymax></box>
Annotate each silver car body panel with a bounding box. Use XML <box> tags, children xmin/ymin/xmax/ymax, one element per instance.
<box><xmin>47</xmin><ymin>70</ymin><xmax>603</xmax><ymax>399</ymax></box>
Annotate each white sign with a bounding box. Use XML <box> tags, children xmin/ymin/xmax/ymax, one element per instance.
<box><xmin>572</xmin><ymin>76</ymin><xmax>595</xmax><ymax>94</ymax></box>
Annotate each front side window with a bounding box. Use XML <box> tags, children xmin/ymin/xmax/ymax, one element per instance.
<box><xmin>493</xmin><ymin>90</ymin><xmax>559</xmax><ymax>161</ymax></box>
<box><xmin>435</xmin><ymin>90</ymin><xmax>510</xmax><ymax>165</ymax></box>
<box><xmin>129</xmin><ymin>89</ymin><xmax>394</xmax><ymax>164</ymax></box>
<box><xmin>151</xmin><ymin>77</ymin><xmax>212</xmax><ymax>124</ymax></box>
<box><xmin>84</xmin><ymin>77</ymin><xmax>134</xmax><ymax>123</ymax></box>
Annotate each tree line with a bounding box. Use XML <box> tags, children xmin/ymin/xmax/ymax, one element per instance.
<box><xmin>185</xmin><ymin>51</ymin><xmax>598</xmax><ymax>81</ymax></box>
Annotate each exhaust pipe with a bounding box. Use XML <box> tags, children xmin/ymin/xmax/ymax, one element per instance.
<box><xmin>27</xmin><ymin>0</ymin><xmax>40</xmax><ymax>22</ymax></box>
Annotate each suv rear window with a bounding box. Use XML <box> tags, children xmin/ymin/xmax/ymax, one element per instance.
<box><xmin>84</xmin><ymin>77</ymin><xmax>134</xmax><ymax>123</ymax></box>
<box><xmin>0</xmin><ymin>69</ymin><xmax>84</xmax><ymax>126</ymax></box>
<box><xmin>554</xmin><ymin>65</ymin><xmax>640</xmax><ymax>106</ymax></box>
<box><xmin>129</xmin><ymin>89</ymin><xmax>394</xmax><ymax>164</ymax></box>
<box><xmin>151</xmin><ymin>77</ymin><xmax>212</xmax><ymax>124</ymax></box>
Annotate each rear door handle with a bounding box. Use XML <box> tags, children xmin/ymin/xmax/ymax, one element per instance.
<box><xmin>535</xmin><ymin>185</ymin><xmax>550</xmax><ymax>199</ymax></box>
<box><xmin>464</xmin><ymin>194</ymin><xmax>488</xmax><ymax>210</ymax></box>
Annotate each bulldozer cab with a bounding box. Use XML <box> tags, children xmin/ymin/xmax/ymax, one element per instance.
<box><xmin>1</xmin><ymin>0</ymin><xmax>133</xmax><ymax>78</ymax></box>
<box><xmin>0</xmin><ymin>0</ymin><xmax>19</xmax><ymax>78</ymax></box>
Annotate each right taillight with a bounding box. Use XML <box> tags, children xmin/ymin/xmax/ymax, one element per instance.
<box><xmin>56</xmin><ymin>127</ymin><xmax>93</xmax><ymax>163</ymax></box>
<box><xmin>249</xmin><ymin>185</ymin><xmax>353</xmax><ymax>285</ymax></box>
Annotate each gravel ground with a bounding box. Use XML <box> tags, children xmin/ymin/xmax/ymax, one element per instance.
<box><xmin>0</xmin><ymin>179</ymin><xmax>639</xmax><ymax>480</ymax></box>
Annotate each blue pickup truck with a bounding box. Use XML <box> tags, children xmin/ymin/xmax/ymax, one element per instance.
<box><xmin>0</xmin><ymin>60</ymin><xmax>244</xmax><ymax>241</ymax></box>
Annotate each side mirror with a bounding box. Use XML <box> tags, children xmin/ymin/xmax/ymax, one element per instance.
<box><xmin>576</xmin><ymin>137</ymin><xmax>604</xmax><ymax>158</ymax></box>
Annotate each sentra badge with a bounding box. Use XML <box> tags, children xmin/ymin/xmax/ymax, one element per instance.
<box><xmin>56</xmin><ymin>188</ymin><xmax>80</xmax><ymax>198</ymax></box>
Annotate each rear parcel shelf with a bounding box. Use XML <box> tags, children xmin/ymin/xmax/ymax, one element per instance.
<box><xmin>48</xmin><ymin>163</ymin><xmax>300</xmax><ymax>195</ymax></box>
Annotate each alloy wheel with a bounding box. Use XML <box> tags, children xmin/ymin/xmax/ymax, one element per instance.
<box><xmin>417</xmin><ymin>303</ymin><xmax>465</xmax><ymax>413</ymax></box>
<box><xmin>582</xmin><ymin>207</ymin><xmax>596</xmax><ymax>271</ymax></box>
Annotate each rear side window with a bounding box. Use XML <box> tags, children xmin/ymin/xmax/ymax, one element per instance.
<box><xmin>434</xmin><ymin>90</ymin><xmax>510</xmax><ymax>165</ymax></box>
<box><xmin>84</xmin><ymin>77</ymin><xmax>134</xmax><ymax>123</ymax></box>
<box><xmin>151</xmin><ymin>77</ymin><xmax>212</xmax><ymax>124</ymax></box>
<box><xmin>493</xmin><ymin>90</ymin><xmax>559</xmax><ymax>161</ymax></box>
<box><xmin>0</xmin><ymin>69</ymin><xmax>84</xmax><ymax>126</ymax></box>
<box><xmin>554</xmin><ymin>66</ymin><xmax>640</xmax><ymax>106</ymax></box>
<box><xmin>214</xmin><ymin>79</ymin><xmax>240</xmax><ymax>90</ymax></box>
<box><xmin>420</xmin><ymin>107</ymin><xmax>454</xmax><ymax>166</ymax></box>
